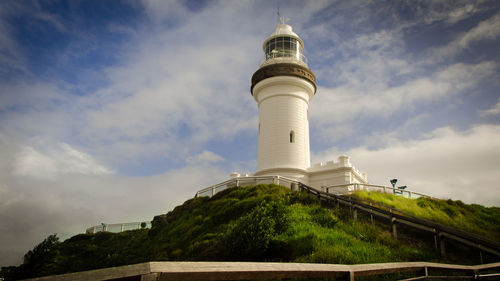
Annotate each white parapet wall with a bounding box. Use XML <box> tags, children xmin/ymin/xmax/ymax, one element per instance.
<box><xmin>306</xmin><ymin>156</ymin><xmax>368</xmax><ymax>191</ymax></box>
<box><xmin>230</xmin><ymin>156</ymin><xmax>367</xmax><ymax>193</ymax></box>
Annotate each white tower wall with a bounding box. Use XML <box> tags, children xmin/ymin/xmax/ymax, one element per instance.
<box><xmin>253</xmin><ymin>76</ymin><xmax>315</xmax><ymax>178</ymax></box>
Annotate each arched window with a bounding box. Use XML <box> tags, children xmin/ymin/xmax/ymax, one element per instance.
<box><xmin>290</xmin><ymin>130</ymin><xmax>295</xmax><ymax>143</ymax></box>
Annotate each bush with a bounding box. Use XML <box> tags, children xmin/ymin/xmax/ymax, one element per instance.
<box><xmin>220</xmin><ymin>200</ymin><xmax>289</xmax><ymax>260</ymax></box>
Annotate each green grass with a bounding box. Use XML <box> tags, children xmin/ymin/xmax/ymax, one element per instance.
<box><xmin>351</xmin><ymin>191</ymin><xmax>500</xmax><ymax>241</ymax></box>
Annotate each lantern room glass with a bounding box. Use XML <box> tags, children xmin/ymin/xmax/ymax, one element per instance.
<box><xmin>265</xmin><ymin>36</ymin><xmax>303</xmax><ymax>62</ymax></box>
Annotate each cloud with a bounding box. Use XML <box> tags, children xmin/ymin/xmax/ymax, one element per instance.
<box><xmin>310</xmin><ymin>61</ymin><xmax>496</xmax><ymax>133</ymax></box>
<box><xmin>480</xmin><ymin>98</ymin><xmax>500</xmax><ymax>116</ymax></box>
<box><xmin>186</xmin><ymin>150</ymin><xmax>224</xmax><ymax>165</ymax></box>
<box><xmin>313</xmin><ymin>125</ymin><xmax>500</xmax><ymax>206</ymax></box>
<box><xmin>13</xmin><ymin>143</ymin><xmax>113</xmax><ymax>179</ymax></box>
<box><xmin>412</xmin><ymin>2</ymin><xmax>481</xmax><ymax>25</ymax></box>
<box><xmin>434</xmin><ymin>12</ymin><xmax>500</xmax><ymax>59</ymax></box>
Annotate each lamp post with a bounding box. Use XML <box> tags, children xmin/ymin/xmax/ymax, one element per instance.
<box><xmin>390</xmin><ymin>179</ymin><xmax>398</xmax><ymax>194</ymax></box>
<box><xmin>390</xmin><ymin>179</ymin><xmax>407</xmax><ymax>195</ymax></box>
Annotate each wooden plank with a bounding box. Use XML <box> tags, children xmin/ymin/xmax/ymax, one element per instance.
<box><xmin>151</xmin><ymin>262</ymin><xmax>350</xmax><ymax>280</ymax></box>
<box><xmin>22</xmin><ymin>262</ymin><xmax>151</xmax><ymax>281</ymax></box>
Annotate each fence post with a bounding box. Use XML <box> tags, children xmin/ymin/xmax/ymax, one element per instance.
<box><xmin>433</xmin><ymin>230</ymin><xmax>439</xmax><ymax>253</ymax></box>
<box><xmin>353</xmin><ymin>207</ymin><xmax>358</xmax><ymax>221</ymax></box>
<box><xmin>438</xmin><ymin>232</ymin><xmax>446</xmax><ymax>259</ymax></box>
<box><xmin>369</xmin><ymin>202</ymin><xmax>374</xmax><ymax>224</ymax></box>
<box><xmin>391</xmin><ymin>217</ymin><xmax>397</xmax><ymax>240</ymax></box>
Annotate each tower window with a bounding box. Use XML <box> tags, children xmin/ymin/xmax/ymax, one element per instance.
<box><xmin>290</xmin><ymin>130</ymin><xmax>295</xmax><ymax>143</ymax></box>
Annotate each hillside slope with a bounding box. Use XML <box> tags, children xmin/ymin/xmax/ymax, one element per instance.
<box><xmin>351</xmin><ymin>190</ymin><xmax>500</xmax><ymax>242</ymax></box>
<box><xmin>2</xmin><ymin>184</ymin><xmax>446</xmax><ymax>280</ymax></box>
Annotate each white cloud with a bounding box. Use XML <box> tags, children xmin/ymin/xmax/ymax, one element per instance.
<box><xmin>314</xmin><ymin>125</ymin><xmax>500</xmax><ymax>206</ymax></box>
<box><xmin>310</xmin><ymin>61</ymin><xmax>496</xmax><ymax>134</ymax></box>
<box><xmin>13</xmin><ymin>143</ymin><xmax>113</xmax><ymax>179</ymax></box>
<box><xmin>446</xmin><ymin>3</ymin><xmax>479</xmax><ymax>24</ymax></box>
<box><xmin>413</xmin><ymin>2</ymin><xmax>481</xmax><ymax>25</ymax></box>
<box><xmin>480</xmin><ymin>98</ymin><xmax>500</xmax><ymax>116</ymax></box>
<box><xmin>434</xmin><ymin>12</ymin><xmax>500</xmax><ymax>59</ymax></box>
<box><xmin>186</xmin><ymin>150</ymin><xmax>224</xmax><ymax>165</ymax></box>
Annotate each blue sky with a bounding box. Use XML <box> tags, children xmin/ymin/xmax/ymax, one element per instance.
<box><xmin>1</xmin><ymin>0</ymin><xmax>500</xmax><ymax>266</ymax></box>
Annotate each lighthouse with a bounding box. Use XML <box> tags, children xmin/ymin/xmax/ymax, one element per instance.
<box><xmin>231</xmin><ymin>20</ymin><xmax>368</xmax><ymax>191</ymax></box>
<box><xmin>251</xmin><ymin>20</ymin><xmax>315</xmax><ymax>180</ymax></box>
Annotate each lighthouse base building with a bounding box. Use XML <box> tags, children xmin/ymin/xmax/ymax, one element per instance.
<box><xmin>232</xmin><ymin>21</ymin><xmax>367</xmax><ymax>192</ymax></box>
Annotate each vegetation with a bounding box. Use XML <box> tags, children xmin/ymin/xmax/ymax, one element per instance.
<box><xmin>350</xmin><ymin>190</ymin><xmax>500</xmax><ymax>241</ymax></box>
<box><xmin>6</xmin><ymin>184</ymin><xmax>497</xmax><ymax>280</ymax></box>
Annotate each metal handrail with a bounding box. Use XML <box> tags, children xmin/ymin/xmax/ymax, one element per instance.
<box><xmin>195</xmin><ymin>175</ymin><xmax>300</xmax><ymax>198</ymax></box>
<box><xmin>86</xmin><ymin>221</ymin><xmax>151</xmax><ymax>234</ymax></box>
<box><xmin>322</xmin><ymin>183</ymin><xmax>432</xmax><ymax>199</ymax></box>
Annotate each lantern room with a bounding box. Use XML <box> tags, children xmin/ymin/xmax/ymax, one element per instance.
<box><xmin>261</xmin><ymin>23</ymin><xmax>307</xmax><ymax>66</ymax></box>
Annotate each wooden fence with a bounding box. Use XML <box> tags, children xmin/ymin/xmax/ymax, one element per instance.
<box><xmin>22</xmin><ymin>261</ymin><xmax>500</xmax><ymax>281</ymax></box>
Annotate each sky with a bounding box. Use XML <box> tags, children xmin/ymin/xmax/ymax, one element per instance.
<box><xmin>1</xmin><ymin>0</ymin><xmax>500</xmax><ymax>266</ymax></box>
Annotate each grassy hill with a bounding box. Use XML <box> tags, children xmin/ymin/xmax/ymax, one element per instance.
<box><xmin>350</xmin><ymin>190</ymin><xmax>500</xmax><ymax>242</ymax></box>
<box><xmin>5</xmin><ymin>184</ymin><xmax>498</xmax><ymax>280</ymax></box>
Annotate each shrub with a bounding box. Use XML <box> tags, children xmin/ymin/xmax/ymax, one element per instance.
<box><xmin>220</xmin><ymin>200</ymin><xmax>289</xmax><ymax>260</ymax></box>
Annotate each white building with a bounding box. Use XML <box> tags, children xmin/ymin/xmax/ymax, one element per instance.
<box><xmin>233</xmin><ymin>21</ymin><xmax>367</xmax><ymax>190</ymax></box>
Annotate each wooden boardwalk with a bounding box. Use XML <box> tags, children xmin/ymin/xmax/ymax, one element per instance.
<box><xmin>22</xmin><ymin>261</ymin><xmax>500</xmax><ymax>281</ymax></box>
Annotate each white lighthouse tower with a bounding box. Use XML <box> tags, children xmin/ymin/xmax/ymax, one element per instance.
<box><xmin>230</xmin><ymin>20</ymin><xmax>368</xmax><ymax>191</ymax></box>
<box><xmin>251</xmin><ymin>20</ymin><xmax>316</xmax><ymax>181</ymax></box>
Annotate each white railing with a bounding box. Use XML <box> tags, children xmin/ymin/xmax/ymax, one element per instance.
<box><xmin>195</xmin><ymin>175</ymin><xmax>301</xmax><ymax>198</ymax></box>
<box><xmin>195</xmin><ymin>176</ymin><xmax>432</xmax><ymax>200</ymax></box>
<box><xmin>86</xmin><ymin>221</ymin><xmax>151</xmax><ymax>234</ymax></box>
<box><xmin>321</xmin><ymin>183</ymin><xmax>432</xmax><ymax>199</ymax></box>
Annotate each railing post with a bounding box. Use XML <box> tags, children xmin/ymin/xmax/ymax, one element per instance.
<box><xmin>211</xmin><ymin>186</ymin><xmax>216</xmax><ymax>197</ymax></box>
<box><xmin>236</xmin><ymin>179</ymin><xmax>239</xmax><ymax>187</ymax></box>
<box><xmin>121</xmin><ymin>224</ymin><xmax>124</xmax><ymax>232</ymax></box>
<box><xmin>93</xmin><ymin>226</ymin><xmax>96</xmax><ymax>234</ymax></box>
<box><xmin>391</xmin><ymin>217</ymin><xmax>397</xmax><ymax>240</ymax></box>
<box><xmin>104</xmin><ymin>224</ymin><xmax>108</xmax><ymax>232</ymax></box>
<box><xmin>369</xmin><ymin>202</ymin><xmax>374</xmax><ymax>224</ymax></box>
<box><xmin>408</xmin><ymin>191</ymin><xmax>412</xmax><ymax>199</ymax></box>
<box><xmin>437</xmin><ymin>232</ymin><xmax>446</xmax><ymax>259</ymax></box>
<box><xmin>353</xmin><ymin>207</ymin><xmax>358</xmax><ymax>221</ymax></box>
<box><xmin>276</xmin><ymin>175</ymin><xmax>280</xmax><ymax>186</ymax></box>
